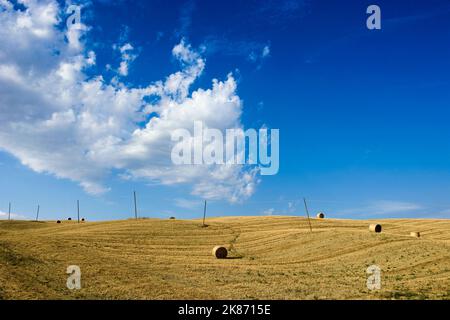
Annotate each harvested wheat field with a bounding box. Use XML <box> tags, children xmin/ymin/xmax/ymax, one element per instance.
<box><xmin>0</xmin><ymin>216</ymin><xmax>449</xmax><ymax>300</ymax></box>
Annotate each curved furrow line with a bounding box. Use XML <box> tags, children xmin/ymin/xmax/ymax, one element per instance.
<box><xmin>252</xmin><ymin>238</ymin><xmax>413</xmax><ymax>266</ymax></box>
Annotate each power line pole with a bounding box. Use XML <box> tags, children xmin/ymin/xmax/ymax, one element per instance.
<box><xmin>133</xmin><ymin>191</ymin><xmax>138</xmax><ymax>219</ymax></box>
<box><xmin>303</xmin><ymin>197</ymin><xmax>313</xmax><ymax>233</ymax></box>
<box><xmin>36</xmin><ymin>205</ymin><xmax>40</xmax><ymax>222</ymax></box>
<box><xmin>77</xmin><ymin>200</ymin><xmax>80</xmax><ymax>223</ymax></box>
<box><xmin>8</xmin><ymin>202</ymin><xmax>11</xmax><ymax>220</ymax></box>
<box><xmin>202</xmin><ymin>200</ymin><xmax>207</xmax><ymax>227</ymax></box>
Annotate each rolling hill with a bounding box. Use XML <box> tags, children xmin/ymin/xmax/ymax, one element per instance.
<box><xmin>1</xmin><ymin>216</ymin><xmax>449</xmax><ymax>299</ymax></box>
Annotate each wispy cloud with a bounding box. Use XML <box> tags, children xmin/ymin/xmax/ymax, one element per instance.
<box><xmin>174</xmin><ymin>198</ymin><xmax>202</xmax><ymax>210</ymax></box>
<box><xmin>336</xmin><ymin>200</ymin><xmax>423</xmax><ymax>218</ymax></box>
<box><xmin>369</xmin><ymin>200</ymin><xmax>423</xmax><ymax>215</ymax></box>
<box><xmin>261</xmin><ymin>208</ymin><xmax>275</xmax><ymax>215</ymax></box>
<box><xmin>176</xmin><ymin>0</ymin><xmax>196</xmax><ymax>37</ymax></box>
<box><xmin>114</xmin><ymin>42</ymin><xmax>138</xmax><ymax>77</ymax></box>
<box><xmin>201</xmin><ymin>37</ymin><xmax>271</xmax><ymax>69</ymax></box>
<box><xmin>248</xmin><ymin>44</ymin><xmax>271</xmax><ymax>69</ymax></box>
<box><xmin>384</xmin><ymin>5</ymin><xmax>450</xmax><ymax>26</ymax></box>
<box><xmin>259</xmin><ymin>199</ymin><xmax>299</xmax><ymax>216</ymax></box>
<box><xmin>254</xmin><ymin>0</ymin><xmax>310</xmax><ymax>25</ymax></box>
<box><xmin>0</xmin><ymin>210</ymin><xmax>28</xmax><ymax>220</ymax></box>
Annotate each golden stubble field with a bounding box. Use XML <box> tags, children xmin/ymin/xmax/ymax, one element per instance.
<box><xmin>0</xmin><ymin>216</ymin><xmax>449</xmax><ymax>300</ymax></box>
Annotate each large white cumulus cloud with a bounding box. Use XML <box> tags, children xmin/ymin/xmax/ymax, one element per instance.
<box><xmin>0</xmin><ymin>0</ymin><xmax>258</xmax><ymax>201</ymax></box>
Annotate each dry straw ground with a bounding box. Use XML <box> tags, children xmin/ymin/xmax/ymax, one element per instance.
<box><xmin>0</xmin><ymin>216</ymin><xmax>449</xmax><ymax>299</ymax></box>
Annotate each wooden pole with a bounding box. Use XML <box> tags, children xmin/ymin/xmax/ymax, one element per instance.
<box><xmin>303</xmin><ymin>197</ymin><xmax>313</xmax><ymax>232</ymax></box>
<box><xmin>133</xmin><ymin>191</ymin><xmax>138</xmax><ymax>219</ymax></box>
<box><xmin>8</xmin><ymin>202</ymin><xmax>11</xmax><ymax>220</ymax></box>
<box><xmin>35</xmin><ymin>205</ymin><xmax>40</xmax><ymax>222</ymax></box>
<box><xmin>77</xmin><ymin>200</ymin><xmax>80</xmax><ymax>223</ymax></box>
<box><xmin>202</xmin><ymin>200</ymin><xmax>207</xmax><ymax>227</ymax></box>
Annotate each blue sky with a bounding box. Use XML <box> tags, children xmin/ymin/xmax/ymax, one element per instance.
<box><xmin>1</xmin><ymin>0</ymin><xmax>450</xmax><ymax>220</ymax></box>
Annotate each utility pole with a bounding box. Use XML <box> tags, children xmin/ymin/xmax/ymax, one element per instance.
<box><xmin>202</xmin><ymin>200</ymin><xmax>207</xmax><ymax>227</ymax></box>
<box><xmin>133</xmin><ymin>190</ymin><xmax>138</xmax><ymax>219</ymax></box>
<box><xmin>303</xmin><ymin>197</ymin><xmax>313</xmax><ymax>233</ymax></box>
<box><xmin>77</xmin><ymin>200</ymin><xmax>80</xmax><ymax>223</ymax></box>
<box><xmin>36</xmin><ymin>205</ymin><xmax>40</xmax><ymax>222</ymax></box>
<box><xmin>8</xmin><ymin>202</ymin><xmax>11</xmax><ymax>220</ymax></box>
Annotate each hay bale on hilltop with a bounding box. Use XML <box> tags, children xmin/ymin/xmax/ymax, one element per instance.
<box><xmin>68</xmin><ymin>217</ymin><xmax>72</xmax><ymax>221</ymax></box>
<box><xmin>410</xmin><ymin>232</ymin><xmax>420</xmax><ymax>238</ymax></box>
<box><xmin>316</xmin><ymin>212</ymin><xmax>325</xmax><ymax>219</ymax></box>
<box><xmin>56</xmin><ymin>220</ymin><xmax>61</xmax><ymax>224</ymax></box>
<box><xmin>212</xmin><ymin>246</ymin><xmax>228</xmax><ymax>259</ymax></box>
<box><xmin>369</xmin><ymin>224</ymin><xmax>382</xmax><ymax>233</ymax></box>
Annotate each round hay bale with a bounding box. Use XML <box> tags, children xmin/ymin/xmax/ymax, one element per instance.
<box><xmin>316</xmin><ymin>212</ymin><xmax>325</xmax><ymax>219</ymax></box>
<box><xmin>212</xmin><ymin>246</ymin><xmax>228</xmax><ymax>259</ymax></box>
<box><xmin>369</xmin><ymin>224</ymin><xmax>382</xmax><ymax>233</ymax></box>
<box><xmin>68</xmin><ymin>217</ymin><xmax>72</xmax><ymax>221</ymax></box>
<box><xmin>410</xmin><ymin>232</ymin><xmax>420</xmax><ymax>238</ymax></box>
<box><xmin>56</xmin><ymin>220</ymin><xmax>61</xmax><ymax>224</ymax></box>
<box><xmin>81</xmin><ymin>218</ymin><xmax>85</xmax><ymax>222</ymax></box>
<box><xmin>169</xmin><ymin>216</ymin><xmax>176</xmax><ymax>220</ymax></box>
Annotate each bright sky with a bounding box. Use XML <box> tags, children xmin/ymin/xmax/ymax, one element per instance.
<box><xmin>1</xmin><ymin>0</ymin><xmax>450</xmax><ymax>221</ymax></box>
